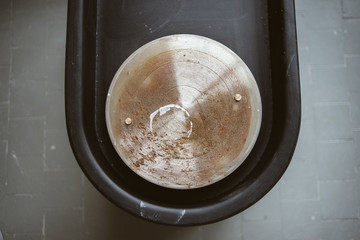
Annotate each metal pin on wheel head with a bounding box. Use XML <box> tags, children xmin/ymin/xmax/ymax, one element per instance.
<box><xmin>125</xmin><ymin>118</ymin><xmax>132</xmax><ymax>125</ymax></box>
<box><xmin>234</xmin><ymin>93</ymin><xmax>242</xmax><ymax>102</ymax></box>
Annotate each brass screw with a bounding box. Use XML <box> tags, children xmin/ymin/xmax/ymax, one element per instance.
<box><xmin>234</xmin><ymin>93</ymin><xmax>242</xmax><ymax>102</ymax></box>
<box><xmin>125</xmin><ymin>118</ymin><xmax>132</xmax><ymax>125</ymax></box>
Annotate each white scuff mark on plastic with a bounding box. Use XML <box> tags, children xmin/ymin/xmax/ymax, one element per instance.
<box><xmin>11</xmin><ymin>153</ymin><xmax>24</xmax><ymax>174</ymax></box>
<box><xmin>175</xmin><ymin>209</ymin><xmax>186</xmax><ymax>224</ymax></box>
<box><xmin>50</xmin><ymin>145</ymin><xmax>56</xmax><ymax>150</ymax></box>
<box><xmin>286</xmin><ymin>53</ymin><xmax>296</xmax><ymax>76</ymax></box>
<box><xmin>144</xmin><ymin>24</ymin><xmax>153</xmax><ymax>33</ymax></box>
<box><xmin>140</xmin><ymin>201</ymin><xmax>146</xmax><ymax>217</ymax></box>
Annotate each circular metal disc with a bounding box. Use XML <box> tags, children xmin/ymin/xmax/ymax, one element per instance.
<box><xmin>106</xmin><ymin>35</ymin><xmax>262</xmax><ymax>189</ymax></box>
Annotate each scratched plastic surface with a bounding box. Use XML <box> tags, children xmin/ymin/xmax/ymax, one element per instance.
<box><xmin>106</xmin><ymin>35</ymin><xmax>262</xmax><ymax>189</ymax></box>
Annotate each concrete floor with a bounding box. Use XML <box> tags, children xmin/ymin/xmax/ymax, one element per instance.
<box><xmin>0</xmin><ymin>0</ymin><xmax>360</xmax><ymax>239</ymax></box>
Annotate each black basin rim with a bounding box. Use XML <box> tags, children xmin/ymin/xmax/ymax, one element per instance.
<box><xmin>65</xmin><ymin>0</ymin><xmax>301</xmax><ymax>226</ymax></box>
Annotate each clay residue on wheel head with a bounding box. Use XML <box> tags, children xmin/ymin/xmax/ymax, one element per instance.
<box><xmin>106</xmin><ymin>35</ymin><xmax>261</xmax><ymax>189</ymax></box>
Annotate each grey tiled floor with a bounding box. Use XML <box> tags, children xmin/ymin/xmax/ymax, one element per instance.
<box><xmin>0</xmin><ymin>0</ymin><xmax>360</xmax><ymax>239</ymax></box>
